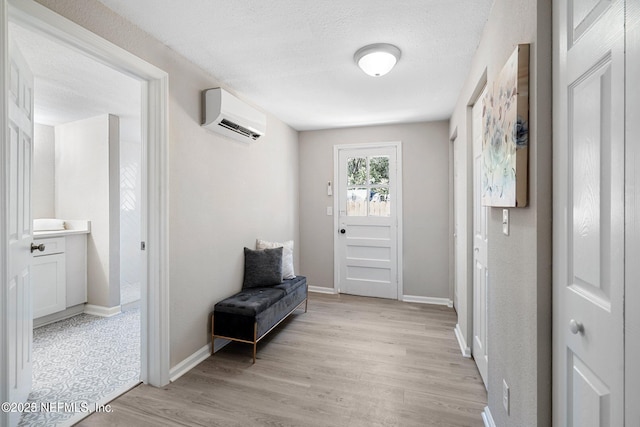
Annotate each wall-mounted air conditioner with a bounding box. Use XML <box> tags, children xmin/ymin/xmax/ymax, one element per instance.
<box><xmin>202</xmin><ymin>88</ymin><xmax>266</xmax><ymax>143</ymax></box>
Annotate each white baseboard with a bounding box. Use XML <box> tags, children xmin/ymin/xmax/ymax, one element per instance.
<box><xmin>308</xmin><ymin>285</ymin><xmax>337</xmax><ymax>294</ymax></box>
<box><xmin>482</xmin><ymin>406</ymin><xmax>496</xmax><ymax>427</ymax></box>
<box><xmin>454</xmin><ymin>323</ymin><xmax>472</xmax><ymax>358</ymax></box>
<box><xmin>169</xmin><ymin>338</ymin><xmax>230</xmax><ymax>383</ymax></box>
<box><xmin>402</xmin><ymin>295</ymin><xmax>453</xmax><ymax>307</ymax></box>
<box><xmin>84</xmin><ymin>304</ymin><xmax>121</xmax><ymax>317</ymax></box>
<box><xmin>34</xmin><ymin>304</ymin><xmax>85</xmax><ymax>328</ymax></box>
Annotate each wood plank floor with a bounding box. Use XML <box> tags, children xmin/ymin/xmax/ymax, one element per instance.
<box><xmin>78</xmin><ymin>293</ymin><xmax>487</xmax><ymax>427</ymax></box>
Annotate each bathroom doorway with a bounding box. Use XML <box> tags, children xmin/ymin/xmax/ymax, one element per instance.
<box><xmin>2</xmin><ymin>3</ymin><xmax>169</xmax><ymax>426</ymax></box>
<box><xmin>10</xmin><ymin>18</ymin><xmax>144</xmax><ymax>427</ymax></box>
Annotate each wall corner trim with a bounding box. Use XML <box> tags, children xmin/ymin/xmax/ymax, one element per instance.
<box><xmin>308</xmin><ymin>286</ymin><xmax>338</xmax><ymax>295</ymax></box>
<box><xmin>402</xmin><ymin>295</ymin><xmax>453</xmax><ymax>307</ymax></box>
<box><xmin>84</xmin><ymin>304</ymin><xmax>121</xmax><ymax>317</ymax></box>
<box><xmin>454</xmin><ymin>323</ymin><xmax>472</xmax><ymax>358</ymax></box>
<box><xmin>482</xmin><ymin>406</ymin><xmax>496</xmax><ymax>427</ymax></box>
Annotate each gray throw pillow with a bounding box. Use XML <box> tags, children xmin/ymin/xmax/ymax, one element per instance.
<box><xmin>242</xmin><ymin>247</ymin><xmax>283</xmax><ymax>288</ymax></box>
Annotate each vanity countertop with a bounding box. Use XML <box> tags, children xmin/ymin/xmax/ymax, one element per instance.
<box><xmin>33</xmin><ymin>219</ymin><xmax>91</xmax><ymax>239</ymax></box>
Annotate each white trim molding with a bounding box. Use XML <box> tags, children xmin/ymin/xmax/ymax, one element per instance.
<box><xmin>169</xmin><ymin>344</ymin><xmax>210</xmax><ymax>383</ymax></box>
<box><xmin>482</xmin><ymin>406</ymin><xmax>496</xmax><ymax>427</ymax></box>
<box><xmin>454</xmin><ymin>323</ymin><xmax>472</xmax><ymax>358</ymax></box>
<box><xmin>403</xmin><ymin>295</ymin><xmax>453</xmax><ymax>307</ymax></box>
<box><xmin>84</xmin><ymin>304</ymin><xmax>122</xmax><ymax>318</ymax></box>
<box><xmin>0</xmin><ymin>2</ymin><xmax>10</xmax><ymax>425</ymax></box>
<box><xmin>308</xmin><ymin>285</ymin><xmax>337</xmax><ymax>295</ymax></box>
<box><xmin>169</xmin><ymin>339</ymin><xmax>231</xmax><ymax>383</ymax></box>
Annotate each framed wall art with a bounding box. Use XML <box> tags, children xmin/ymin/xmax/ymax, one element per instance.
<box><xmin>482</xmin><ymin>44</ymin><xmax>530</xmax><ymax>207</ymax></box>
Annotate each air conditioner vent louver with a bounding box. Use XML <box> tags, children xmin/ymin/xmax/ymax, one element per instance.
<box><xmin>202</xmin><ymin>88</ymin><xmax>266</xmax><ymax>143</ymax></box>
<box><xmin>219</xmin><ymin>119</ymin><xmax>261</xmax><ymax>140</ymax></box>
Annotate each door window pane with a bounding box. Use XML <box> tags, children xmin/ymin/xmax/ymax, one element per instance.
<box><xmin>369</xmin><ymin>156</ymin><xmax>389</xmax><ymax>185</ymax></box>
<box><xmin>347</xmin><ymin>157</ymin><xmax>367</xmax><ymax>185</ymax></box>
<box><xmin>369</xmin><ymin>188</ymin><xmax>390</xmax><ymax>217</ymax></box>
<box><xmin>347</xmin><ymin>187</ymin><xmax>367</xmax><ymax>216</ymax></box>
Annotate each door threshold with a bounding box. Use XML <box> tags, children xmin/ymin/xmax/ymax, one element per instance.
<box><xmin>57</xmin><ymin>379</ymin><xmax>142</xmax><ymax>427</ymax></box>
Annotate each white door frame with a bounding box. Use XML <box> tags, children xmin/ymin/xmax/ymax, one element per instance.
<box><xmin>471</xmin><ymin>84</ymin><xmax>489</xmax><ymax>387</ymax></box>
<box><xmin>332</xmin><ymin>141</ymin><xmax>403</xmax><ymax>299</ymax></box>
<box><xmin>0</xmin><ymin>1</ymin><xmax>170</xmax><ymax>421</ymax></box>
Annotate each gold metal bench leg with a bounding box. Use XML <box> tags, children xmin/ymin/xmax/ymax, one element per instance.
<box><xmin>252</xmin><ymin>322</ymin><xmax>258</xmax><ymax>364</ymax></box>
<box><xmin>211</xmin><ymin>314</ymin><xmax>215</xmax><ymax>356</ymax></box>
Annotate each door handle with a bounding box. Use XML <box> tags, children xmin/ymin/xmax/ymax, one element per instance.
<box><xmin>569</xmin><ymin>319</ymin><xmax>584</xmax><ymax>335</ymax></box>
<box><xmin>339</xmin><ymin>229</ymin><xmax>346</xmax><ymax>234</ymax></box>
<box><xmin>31</xmin><ymin>243</ymin><xmax>45</xmax><ymax>253</ymax></box>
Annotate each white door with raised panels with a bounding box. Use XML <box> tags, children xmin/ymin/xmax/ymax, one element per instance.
<box><xmin>335</xmin><ymin>143</ymin><xmax>401</xmax><ymax>299</ymax></box>
<box><xmin>7</xmin><ymin>43</ymin><xmax>34</xmax><ymax>427</ymax></box>
<box><xmin>472</xmin><ymin>86</ymin><xmax>489</xmax><ymax>387</ymax></box>
<box><xmin>553</xmin><ymin>0</ymin><xmax>625</xmax><ymax>425</ymax></box>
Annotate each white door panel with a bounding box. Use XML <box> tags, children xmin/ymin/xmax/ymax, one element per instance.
<box><xmin>472</xmin><ymin>85</ymin><xmax>489</xmax><ymax>387</ymax></box>
<box><xmin>554</xmin><ymin>0</ymin><xmax>624</xmax><ymax>425</ymax></box>
<box><xmin>336</xmin><ymin>144</ymin><xmax>400</xmax><ymax>300</ymax></box>
<box><xmin>7</xmin><ymin>43</ymin><xmax>34</xmax><ymax>427</ymax></box>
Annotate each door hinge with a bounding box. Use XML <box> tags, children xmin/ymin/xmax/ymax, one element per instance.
<box><xmin>140</xmin><ymin>241</ymin><xmax>146</xmax><ymax>251</ymax></box>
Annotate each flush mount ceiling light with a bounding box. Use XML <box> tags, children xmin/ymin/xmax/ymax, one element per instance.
<box><xmin>354</xmin><ymin>43</ymin><xmax>401</xmax><ymax>77</ymax></box>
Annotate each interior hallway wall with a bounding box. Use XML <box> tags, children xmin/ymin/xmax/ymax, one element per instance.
<box><xmin>34</xmin><ymin>0</ymin><xmax>300</xmax><ymax>368</ymax></box>
<box><xmin>449</xmin><ymin>0</ymin><xmax>552</xmax><ymax>425</ymax></box>
<box><xmin>299</xmin><ymin>121</ymin><xmax>450</xmax><ymax>300</ymax></box>
<box><xmin>33</xmin><ymin>123</ymin><xmax>55</xmax><ymax>218</ymax></box>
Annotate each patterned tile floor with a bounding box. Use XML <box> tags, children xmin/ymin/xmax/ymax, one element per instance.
<box><xmin>19</xmin><ymin>309</ymin><xmax>140</xmax><ymax>426</ymax></box>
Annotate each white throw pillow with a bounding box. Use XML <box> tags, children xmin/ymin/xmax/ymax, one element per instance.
<box><xmin>256</xmin><ymin>239</ymin><xmax>295</xmax><ymax>280</ymax></box>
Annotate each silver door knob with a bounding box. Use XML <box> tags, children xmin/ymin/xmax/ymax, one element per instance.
<box><xmin>569</xmin><ymin>319</ymin><xmax>583</xmax><ymax>335</ymax></box>
<box><xmin>30</xmin><ymin>243</ymin><xmax>45</xmax><ymax>253</ymax></box>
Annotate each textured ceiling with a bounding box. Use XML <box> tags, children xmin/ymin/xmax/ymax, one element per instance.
<box><xmin>93</xmin><ymin>0</ymin><xmax>494</xmax><ymax>131</ymax></box>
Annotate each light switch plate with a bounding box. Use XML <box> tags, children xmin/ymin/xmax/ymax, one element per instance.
<box><xmin>502</xmin><ymin>209</ymin><xmax>509</xmax><ymax>236</ymax></box>
<box><xmin>326</xmin><ymin>206</ymin><xmax>333</xmax><ymax>216</ymax></box>
<box><xmin>503</xmin><ymin>379</ymin><xmax>510</xmax><ymax>414</ymax></box>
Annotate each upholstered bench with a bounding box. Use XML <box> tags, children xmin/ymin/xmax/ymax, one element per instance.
<box><xmin>211</xmin><ymin>276</ymin><xmax>307</xmax><ymax>363</ymax></box>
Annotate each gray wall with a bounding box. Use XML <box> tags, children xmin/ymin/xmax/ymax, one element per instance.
<box><xmin>35</xmin><ymin>0</ymin><xmax>300</xmax><ymax>367</ymax></box>
<box><xmin>449</xmin><ymin>0</ymin><xmax>552</xmax><ymax>425</ymax></box>
<box><xmin>299</xmin><ymin>121</ymin><xmax>450</xmax><ymax>299</ymax></box>
<box><xmin>33</xmin><ymin>123</ymin><xmax>55</xmax><ymax>219</ymax></box>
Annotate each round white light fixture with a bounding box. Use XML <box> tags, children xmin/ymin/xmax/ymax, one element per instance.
<box><xmin>354</xmin><ymin>43</ymin><xmax>401</xmax><ymax>77</ymax></box>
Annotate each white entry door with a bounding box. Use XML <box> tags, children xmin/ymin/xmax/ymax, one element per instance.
<box><xmin>472</xmin><ymin>86</ymin><xmax>488</xmax><ymax>387</ymax></box>
<box><xmin>553</xmin><ymin>0</ymin><xmax>625</xmax><ymax>425</ymax></box>
<box><xmin>7</xmin><ymin>43</ymin><xmax>34</xmax><ymax>427</ymax></box>
<box><xmin>335</xmin><ymin>143</ymin><xmax>401</xmax><ymax>299</ymax></box>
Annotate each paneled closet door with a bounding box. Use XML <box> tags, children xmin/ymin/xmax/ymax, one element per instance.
<box><xmin>553</xmin><ymin>0</ymin><xmax>625</xmax><ymax>425</ymax></box>
<box><xmin>625</xmin><ymin>0</ymin><xmax>640</xmax><ymax>423</ymax></box>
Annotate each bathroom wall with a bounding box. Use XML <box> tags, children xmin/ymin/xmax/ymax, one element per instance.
<box><xmin>55</xmin><ymin>114</ymin><xmax>121</xmax><ymax>309</ymax></box>
<box><xmin>33</xmin><ymin>123</ymin><xmax>55</xmax><ymax>218</ymax></box>
<box><xmin>119</xmin><ymin>117</ymin><xmax>142</xmax><ymax>305</ymax></box>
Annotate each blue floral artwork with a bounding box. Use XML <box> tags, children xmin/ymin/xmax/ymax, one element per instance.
<box><xmin>482</xmin><ymin>44</ymin><xmax>529</xmax><ymax>207</ymax></box>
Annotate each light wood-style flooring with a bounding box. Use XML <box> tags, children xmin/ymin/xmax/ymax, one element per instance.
<box><xmin>78</xmin><ymin>293</ymin><xmax>487</xmax><ymax>426</ymax></box>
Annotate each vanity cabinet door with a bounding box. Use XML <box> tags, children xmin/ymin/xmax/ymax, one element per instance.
<box><xmin>32</xmin><ymin>253</ymin><xmax>66</xmax><ymax>318</ymax></box>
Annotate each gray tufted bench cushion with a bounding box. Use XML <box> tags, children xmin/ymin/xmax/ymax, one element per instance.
<box><xmin>212</xmin><ymin>276</ymin><xmax>307</xmax><ymax>363</ymax></box>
